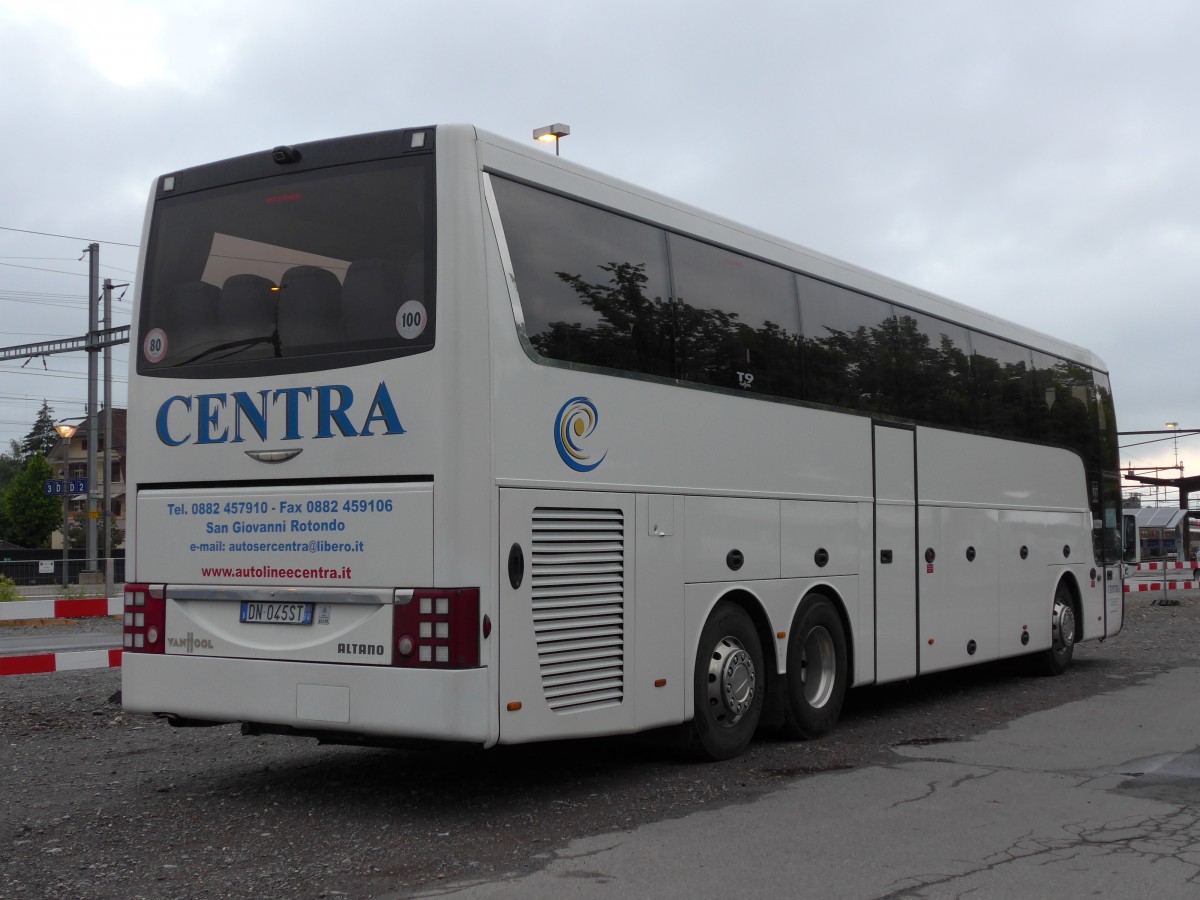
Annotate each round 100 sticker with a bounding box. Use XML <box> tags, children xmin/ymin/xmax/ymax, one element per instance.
<box><xmin>143</xmin><ymin>328</ymin><xmax>168</xmax><ymax>363</ymax></box>
<box><xmin>395</xmin><ymin>301</ymin><xmax>428</xmax><ymax>340</ymax></box>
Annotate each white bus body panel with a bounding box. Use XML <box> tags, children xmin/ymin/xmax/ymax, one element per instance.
<box><xmin>915</xmin><ymin>427</ymin><xmax>1098</xmax><ymax>672</ymax></box>
<box><xmin>136</xmin><ymin>483</ymin><xmax>433</xmax><ymax>587</ymax></box>
<box><xmin>122</xmin><ymin>654</ymin><xmax>489</xmax><ymax>741</ymax></box>
<box><xmin>874</xmin><ymin>425</ymin><xmax>918</xmax><ymax>682</ymax></box>
<box><xmin>123</xmin><ymin>127</ymin><xmax>502</xmax><ymax>745</ymax></box>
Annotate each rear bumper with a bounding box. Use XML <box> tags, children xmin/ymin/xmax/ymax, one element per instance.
<box><xmin>122</xmin><ymin>654</ymin><xmax>491</xmax><ymax>743</ymax></box>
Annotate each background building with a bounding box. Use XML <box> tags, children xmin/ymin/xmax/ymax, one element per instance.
<box><xmin>44</xmin><ymin>408</ymin><xmax>126</xmax><ymax>552</ymax></box>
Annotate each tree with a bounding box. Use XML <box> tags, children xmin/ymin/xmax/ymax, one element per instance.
<box><xmin>0</xmin><ymin>454</ymin><xmax>61</xmax><ymax>548</ymax></box>
<box><xmin>0</xmin><ymin>439</ymin><xmax>21</xmax><ymax>485</ymax></box>
<box><xmin>67</xmin><ymin>516</ymin><xmax>124</xmax><ymax>552</ymax></box>
<box><xmin>0</xmin><ymin>440</ymin><xmax>21</xmax><ymax>540</ymax></box>
<box><xmin>20</xmin><ymin>401</ymin><xmax>59</xmax><ymax>463</ymax></box>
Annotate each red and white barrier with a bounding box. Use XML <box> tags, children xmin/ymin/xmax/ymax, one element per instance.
<box><xmin>1136</xmin><ymin>561</ymin><xmax>1196</xmax><ymax>572</ymax></box>
<box><xmin>1</xmin><ymin>598</ymin><xmax>124</xmax><ymax>675</ymax></box>
<box><xmin>1125</xmin><ymin>581</ymin><xmax>1200</xmax><ymax>592</ymax></box>
<box><xmin>0</xmin><ymin>596</ymin><xmax>121</xmax><ymax>622</ymax></box>
<box><xmin>0</xmin><ymin>648</ymin><xmax>122</xmax><ymax>676</ymax></box>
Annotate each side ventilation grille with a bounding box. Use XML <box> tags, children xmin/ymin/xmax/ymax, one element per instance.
<box><xmin>531</xmin><ymin>507</ymin><xmax>625</xmax><ymax>713</ymax></box>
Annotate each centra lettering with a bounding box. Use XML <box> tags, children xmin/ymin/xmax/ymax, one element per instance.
<box><xmin>155</xmin><ymin>382</ymin><xmax>404</xmax><ymax>447</ymax></box>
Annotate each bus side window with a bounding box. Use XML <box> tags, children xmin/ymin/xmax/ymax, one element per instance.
<box><xmin>798</xmin><ymin>276</ymin><xmax>893</xmax><ymax>414</ymax></box>
<box><xmin>1123</xmin><ymin>514</ymin><xmax>1139</xmax><ymax>564</ymax></box>
<box><xmin>667</xmin><ymin>233</ymin><xmax>801</xmax><ymax>398</ymax></box>
<box><xmin>491</xmin><ymin>175</ymin><xmax>673</xmax><ymax>379</ymax></box>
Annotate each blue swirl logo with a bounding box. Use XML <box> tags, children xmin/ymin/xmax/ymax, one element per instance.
<box><xmin>554</xmin><ymin>397</ymin><xmax>607</xmax><ymax>472</ymax></box>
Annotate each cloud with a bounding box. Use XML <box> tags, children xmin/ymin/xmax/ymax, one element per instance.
<box><xmin>0</xmin><ymin>0</ymin><xmax>1198</xmax><ymax>480</ymax></box>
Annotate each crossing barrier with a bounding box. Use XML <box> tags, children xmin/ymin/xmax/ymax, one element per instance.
<box><xmin>0</xmin><ymin>596</ymin><xmax>122</xmax><ymax>622</ymax></box>
<box><xmin>0</xmin><ymin>648</ymin><xmax>122</xmax><ymax>676</ymax></box>
<box><xmin>1124</xmin><ymin>581</ymin><xmax>1200</xmax><ymax>592</ymax></box>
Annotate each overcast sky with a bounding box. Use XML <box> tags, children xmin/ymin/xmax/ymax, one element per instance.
<box><xmin>1</xmin><ymin>0</ymin><xmax>1196</xmax><ymax>496</ymax></box>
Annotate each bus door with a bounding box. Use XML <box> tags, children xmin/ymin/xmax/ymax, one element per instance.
<box><xmin>873</xmin><ymin>423</ymin><xmax>918</xmax><ymax>682</ymax></box>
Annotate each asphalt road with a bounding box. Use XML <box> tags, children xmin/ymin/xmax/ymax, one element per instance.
<box><xmin>2</xmin><ymin>595</ymin><xmax>1198</xmax><ymax>899</ymax></box>
<box><xmin>0</xmin><ymin>631</ymin><xmax>120</xmax><ymax>655</ymax></box>
<box><xmin>421</xmin><ymin>666</ymin><xmax>1200</xmax><ymax>899</ymax></box>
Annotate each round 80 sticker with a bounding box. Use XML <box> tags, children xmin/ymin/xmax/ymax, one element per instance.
<box><xmin>395</xmin><ymin>301</ymin><xmax>428</xmax><ymax>340</ymax></box>
<box><xmin>143</xmin><ymin>328</ymin><xmax>168</xmax><ymax>363</ymax></box>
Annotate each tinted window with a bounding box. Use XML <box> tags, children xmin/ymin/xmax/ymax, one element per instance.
<box><xmin>493</xmin><ymin>177</ymin><xmax>1115</xmax><ymax>500</ymax></box>
<box><xmin>138</xmin><ymin>155</ymin><xmax>434</xmax><ymax>377</ymax></box>
<box><xmin>1032</xmin><ymin>351</ymin><xmax>1093</xmax><ymax>452</ymax></box>
<box><xmin>667</xmin><ymin>234</ymin><xmax>801</xmax><ymax>397</ymax></box>
<box><xmin>493</xmin><ymin>177</ymin><xmax>674</xmax><ymax>378</ymax></box>
<box><xmin>892</xmin><ymin>311</ymin><xmax>972</xmax><ymax>427</ymax></box>
<box><xmin>1092</xmin><ymin>371</ymin><xmax>1122</xmax><ymax>564</ymax></box>
<box><xmin>970</xmin><ymin>332</ymin><xmax>1032</xmax><ymax>438</ymax></box>
<box><xmin>798</xmin><ymin>275</ymin><xmax>894</xmax><ymax>413</ymax></box>
<box><xmin>1094</xmin><ymin>371</ymin><xmax>1118</xmax><ymax>470</ymax></box>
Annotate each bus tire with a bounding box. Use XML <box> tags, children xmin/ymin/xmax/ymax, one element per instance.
<box><xmin>783</xmin><ymin>595</ymin><xmax>847</xmax><ymax>740</ymax></box>
<box><xmin>689</xmin><ymin>601</ymin><xmax>764</xmax><ymax>761</ymax></box>
<box><xmin>1040</xmin><ymin>581</ymin><xmax>1076</xmax><ymax>676</ymax></box>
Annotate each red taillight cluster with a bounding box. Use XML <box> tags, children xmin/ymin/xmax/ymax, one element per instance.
<box><xmin>392</xmin><ymin>588</ymin><xmax>480</xmax><ymax>668</ymax></box>
<box><xmin>123</xmin><ymin>583</ymin><xmax>166</xmax><ymax>654</ymax></box>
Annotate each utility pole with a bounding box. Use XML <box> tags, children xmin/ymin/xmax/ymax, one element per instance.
<box><xmin>0</xmin><ymin>247</ymin><xmax>131</xmax><ymax>594</ymax></box>
<box><xmin>103</xmin><ymin>277</ymin><xmax>113</xmax><ymax>592</ymax></box>
<box><xmin>85</xmin><ymin>243</ymin><xmax>99</xmax><ymax>573</ymax></box>
<box><xmin>103</xmin><ymin>277</ymin><xmax>115</xmax><ymax>597</ymax></box>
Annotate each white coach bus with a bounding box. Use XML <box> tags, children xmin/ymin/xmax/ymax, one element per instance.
<box><xmin>122</xmin><ymin>125</ymin><xmax>1124</xmax><ymax>760</ymax></box>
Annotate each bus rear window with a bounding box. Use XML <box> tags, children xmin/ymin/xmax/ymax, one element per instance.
<box><xmin>137</xmin><ymin>155</ymin><xmax>434</xmax><ymax>378</ymax></box>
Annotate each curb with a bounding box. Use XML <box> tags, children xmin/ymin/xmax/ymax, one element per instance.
<box><xmin>0</xmin><ymin>648</ymin><xmax>123</xmax><ymax>676</ymax></box>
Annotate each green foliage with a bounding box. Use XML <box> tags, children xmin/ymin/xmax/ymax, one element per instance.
<box><xmin>67</xmin><ymin>516</ymin><xmax>125</xmax><ymax>551</ymax></box>
<box><xmin>0</xmin><ymin>454</ymin><xmax>62</xmax><ymax>548</ymax></box>
<box><xmin>20</xmin><ymin>401</ymin><xmax>59</xmax><ymax>463</ymax></box>
<box><xmin>57</xmin><ymin>582</ymin><xmax>86</xmax><ymax>600</ymax></box>
<box><xmin>0</xmin><ymin>574</ymin><xmax>19</xmax><ymax>602</ymax></box>
<box><xmin>0</xmin><ymin>440</ymin><xmax>21</xmax><ymax>541</ymax></box>
<box><xmin>0</xmin><ymin>439</ymin><xmax>21</xmax><ymax>485</ymax></box>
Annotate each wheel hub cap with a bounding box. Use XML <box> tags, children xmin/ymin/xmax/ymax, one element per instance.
<box><xmin>707</xmin><ymin>636</ymin><xmax>756</xmax><ymax>726</ymax></box>
<box><xmin>801</xmin><ymin>626</ymin><xmax>836</xmax><ymax>708</ymax></box>
<box><xmin>1052</xmin><ymin>599</ymin><xmax>1076</xmax><ymax>651</ymax></box>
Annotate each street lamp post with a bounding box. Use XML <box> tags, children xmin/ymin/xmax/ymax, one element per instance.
<box><xmin>54</xmin><ymin>422</ymin><xmax>78</xmax><ymax>588</ymax></box>
<box><xmin>533</xmin><ymin>123</ymin><xmax>571</xmax><ymax>156</ymax></box>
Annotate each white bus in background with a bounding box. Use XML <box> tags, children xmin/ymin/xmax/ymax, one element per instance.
<box><xmin>121</xmin><ymin>125</ymin><xmax>1124</xmax><ymax>760</ymax></box>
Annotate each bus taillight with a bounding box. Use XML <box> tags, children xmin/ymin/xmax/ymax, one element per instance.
<box><xmin>392</xmin><ymin>588</ymin><xmax>480</xmax><ymax>668</ymax></box>
<box><xmin>123</xmin><ymin>584</ymin><xmax>166</xmax><ymax>654</ymax></box>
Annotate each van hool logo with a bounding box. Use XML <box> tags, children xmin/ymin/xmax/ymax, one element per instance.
<box><xmin>167</xmin><ymin>632</ymin><xmax>214</xmax><ymax>653</ymax></box>
<box><xmin>554</xmin><ymin>396</ymin><xmax>607</xmax><ymax>472</ymax></box>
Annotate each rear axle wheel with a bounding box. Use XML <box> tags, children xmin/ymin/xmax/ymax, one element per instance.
<box><xmin>1040</xmin><ymin>582</ymin><xmax>1076</xmax><ymax>675</ymax></box>
<box><xmin>783</xmin><ymin>595</ymin><xmax>847</xmax><ymax>739</ymax></box>
<box><xmin>690</xmin><ymin>601</ymin><xmax>765</xmax><ymax>760</ymax></box>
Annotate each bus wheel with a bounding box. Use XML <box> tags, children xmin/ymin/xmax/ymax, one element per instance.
<box><xmin>1040</xmin><ymin>582</ymin><xmax>1076</xmax><ymax>676</ymax></box>
<box><xmin>689</xmin><ymin>601</ymin><xmax>764</xmax><ymax>761</ymax></box>
<box><xmin>783</xmin><ymin>596</ymin><xmax>847</xmax><ymax>739</ymax></box>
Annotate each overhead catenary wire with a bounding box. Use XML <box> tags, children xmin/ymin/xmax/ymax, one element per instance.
<box><xmin>1119</xmin><ymin>432</ymin><xmax>1200</xmax><ymax>450</ymax></box>
<box><xmin>0</xmin><ymin>224</ymin><xmax>138</xmax><ymax>248</ymax></box>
